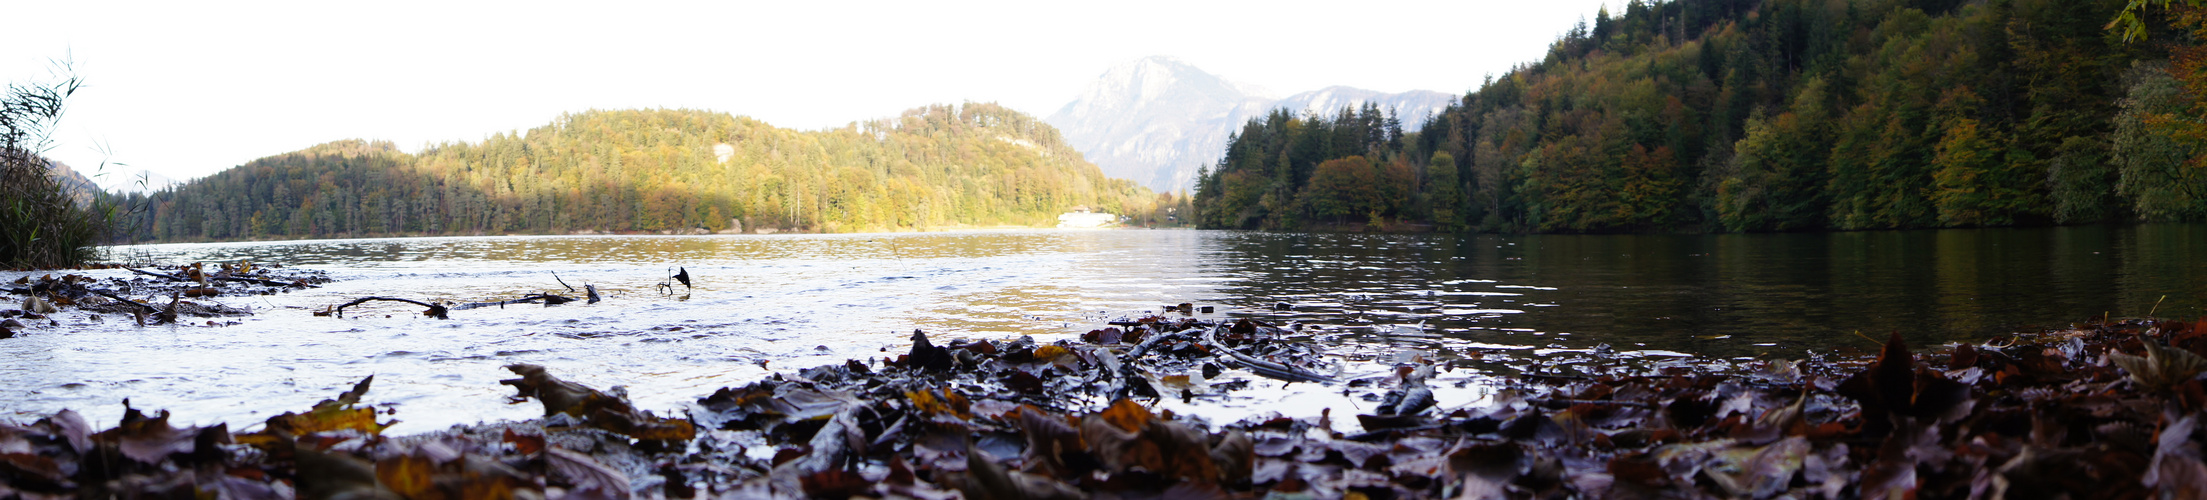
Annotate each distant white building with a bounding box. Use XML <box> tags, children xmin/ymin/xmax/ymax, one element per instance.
<box><xmin>1057</xmin><ymin>207</ymin><xmax>1116</xmax><ymax>229</ymax></box>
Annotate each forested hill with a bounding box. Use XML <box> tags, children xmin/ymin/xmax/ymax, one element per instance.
<box><xmin>117</xmin><ymin>104</ymin><xmax>1169</xmax><ymax>241</ymax></box>
<box><xmin>1196</xmin><ymin>0</ymin><xmax>2207</xmax><ymax>233</ymax></box>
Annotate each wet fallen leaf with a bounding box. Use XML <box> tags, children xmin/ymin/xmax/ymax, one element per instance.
<box><xmin>963</xmin><ymin>447</ymin><xmax>1088</xmax><ymax>500</ymax></box>
<box><xmin>103</xmin><ymin>407</ymin><xmax>197</xmax><ymax>464</ymax></box>
<box><xmin>549</xmin><ymin>446</ymin><xmax>630</xmax><ymax>498</ymax></box>
<box><xmin>2146</xmin><ymin>415</ymin><xmax>2207</xmax><ymax>497</ymax></box>
<box><xmin>2110</xmin><ymin>339</ymin><xmax>2207</xmax><ymax>392</ymax></box>
<box><xmin>375</xmin><ymin>454</ymin><xmax>436</xmax><ymax>498</ymax></box>
<box><xmin>294</xmin><ymin>448</ymin><xmax>390</xmax><ymax>500</ymax></box>
<box><xmin>1701</xmin><ymin>436</ymin><xmax>1807</xmax><ymax>499</ymax></box>
<box><xmin>502</xmin><ymin>363</ymin><xmax>609</xmax><ymax>417</ymax></box>
<box><xmin>1098</xmin><ymin>398</ymin><xmax>1151</xmax><ymax>433</ymax></box>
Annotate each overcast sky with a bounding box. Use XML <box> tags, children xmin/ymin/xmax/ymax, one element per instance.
<box><xmin>4</xmin><ymin>0</ymin><xmax>1612</xmax><ymax>186</ymax></box>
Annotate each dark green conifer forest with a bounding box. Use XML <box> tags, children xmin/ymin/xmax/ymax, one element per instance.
<box><xmin>1196</xmin><ymin>0</ymin><xmax>2207</xmax><ymax>232</ymax></box>
<box><xmin>116</xmin><ymin>104</ymin><xmax>1174</xmax><ymax>241</ymax></box>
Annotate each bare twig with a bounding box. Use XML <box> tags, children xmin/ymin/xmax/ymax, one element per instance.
<box><xmin>451</xmin><ymin>294</ymin><xmax>575</xmax><ymax>311</ymax></box>
<box><xmin>1203</xmin><ymin>326</ymin><xmax>1337</xmax><ymax>384</ymax></box>
<box><xmin>123</xmin><ymin>267</ymin><xmax>185</xmax><ymax>281</ymax></box>
<box><xmin>211</xmin><ymin>275</ymin><xmax>317</xmax><ymax>288</ymax></box>
<box><xmin>87</xmin><ymin>289</ymin><xmax>158</xmax><ymax>315</ymax></box>
<box><xmin>334</xmin><ymin>297</ymin><xmax>448</xmax><ymax>319</ymax></box>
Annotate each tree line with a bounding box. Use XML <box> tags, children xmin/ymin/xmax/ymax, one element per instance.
<box><xmin>1196</xmin><ymin>0</ymin><xmax>2207</xmax><ymax>232</ymax></box>
<box><xmin>115</xmin><ymin>104</ymin><xmax>1178</xmax><ymax>242</ymax></box>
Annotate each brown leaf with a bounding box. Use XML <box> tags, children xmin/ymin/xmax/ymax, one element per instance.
<box><xmin>1702</xmin><ymin>437</ymin><xmax>1808</xmax><ymax>499</ymax></box>
<box><xmin>1909</xmin><ymin>369</ymin><xmax>1975</xmax><ymax>422</ymax></box>
<box><xmin>1149</xmin><ymin>420</ymin><xmax>1223</xmax><ymax>482</ymax></box>
<box><xmin>1211</xmin><ymin>430</ymin><xmax>1253</xmax><ymax>485</ymax></box>
<box><xmin>294</xmin><ymin>448</ymin><xmax>391</xmax><ymax>500</ymax></box>
<box><xmin>1017</xmin><ymin>406</ymin><xmax>1085</xmax><ymax>478</ymax></box>
<box><xmin>1005</xmin><ymin>370</ymin><xmax>1046</xmax><ymax>395</ymax></box>
<box><xmin>1080</xmin><ymin>413</ymin><xmax>1145</xmax><ymax>473</ymax></box>
<box><xmin>963</xmin><ymin>447</ymin><xmax>1088</xmax><ymax>500</ymax></box>
<box><xmin>1084</xmin><ymin>328</ymin><xmax>1124</xmax><ymax>344</ymax></box>
<box><xmin>334</xmin><ymin>375</ymin><xmax>374</xmax><ymax>406</ymax></box>
<box><xmin>0</xmin><ymin>453</ymin><xmax>68</xmax><ymax>492</ymax></box>
<box><xmin>47</xmin><ymin>409</ymin><xmax>91</xmax><ymax>454</ymax></box>
<box><xmin>501</xmin><ymin>363</ymin><xmax>613</xmax><ymax>417</ymax></box>
<box><xmin>2146</xmin><ymin>415</ymin><xmax>2207</xmax><ymax>497</ymax></box>
<box><xmin>2110</xmin><ymin>339</ymin><xmax>2207</xmax><ymax>392</ymax></box>
<box><xmin>503</xmin><ymin>428</ymin><xmax>543</xmax><ymax>456</ymax></box>
<box><xmin>1033</xmin><ymin>345</ymin><xmax>1072</xmax><ymax>362</ymax></box>
<box><xmin>908</xmin><ymin>388</ymin><xmax>974</xmax><ymax>420</ymax></box>
<box><xmin>905</xmin><ymin>329</ymin><xmax>953</xmax><ymax>372</ymax></box>
<box><xmin>1839</xmin><ymin>332</ymin><xmax>1940</xmax><ymax>430</ymax></box>
<box><xmin>104</xmin><ymin>409</ymin><xmax>194</xmax><ymax>464</ymax></box>
<box><xmin>1099</xmin><ymin>399</ymin><xmax>1152</xmax><ymax>433</ymax></box>
<box><xmin>1952</xmin><ymin>342</ymin><xmax>1980</xmax><ymax>368</ymax></box>
<box><xmin>801</xmin><ymin>470</ymin><xmax>873</xmax><ymax>499</ymax></box>
<box><xmin>591</xmin><ymin>408</ymin><xmax>698</xmax><ymax>442</ymax></box>
<box><xmin>1607</xmin><ymin>452</ymin><xmax>1668</xmax><ymax>488</ymax></box>
<box><xmin>1449</xmin><ymin>442</ymin><xmax>1524</xmax><ymax>482</ymax></box>
<box><xmin>548</xmin><ymin>446</ymin><xmax>631</xmax><ymax>498</ymax></box>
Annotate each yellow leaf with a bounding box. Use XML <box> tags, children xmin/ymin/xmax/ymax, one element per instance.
<box><xmin>375</xmin><ymin>455</ymin><xmax>436</xmax><ymax>498</ymax></box>
<box><xmin>277</xmin><ymin>406</ymin><xmax>386</xmax><ymax>436</ymax></box>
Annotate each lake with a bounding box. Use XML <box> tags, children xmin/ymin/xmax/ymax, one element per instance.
<box><xmin>3</xmin><ymin>225</ymin><xmax>2202</xmax><ymax>432</ymax></box>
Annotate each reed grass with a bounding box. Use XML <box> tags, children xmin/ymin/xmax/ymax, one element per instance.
<box><xmin>1</xmin><ymin>63</ymin><xmax>117</xmax><ymax>269</ymax></box>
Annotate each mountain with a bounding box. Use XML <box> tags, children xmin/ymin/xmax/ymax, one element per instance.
<box><xmin>1045</xmin><ymin>57</ymin><xmax>1274</xmax><ymax>195</ymax></box>
<box><xmin>116</xmin><ymin>105</ymin><xmax>1165</xmax><ymax>242</ymax></box>
<box><xmin>44</xmin><ymin>161</ymin><xmax>99</xmax><ymax>203</ymax></box>
<box><xmin>1046</xmin><ymin>56</ymin><xmax>1457</xmax><ymax>194</ymax></box>
<box><xmin>1272</xmin><ymin>86</ymin><xmax>1455</xmax><ymax>127</ymax></box>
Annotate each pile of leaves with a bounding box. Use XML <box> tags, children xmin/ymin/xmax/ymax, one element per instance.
<box><xmin>4</xmin><ymin>315</ymin><xmax>2204</xmax><ymax>498</ymax></box>
<box><xmin>660</xmin><ymin>317</ymin><xmax>2207</xmax><ymax>499</ymax></box>
<box><xmin>1</xmin><ymin>262</ymin><xmax>329</xmax><ymax>332</ymax></box>
<box><xmin>0</xmin><ymin>372</ymin><xmax>662</xmax><ymax>499</ymax></box>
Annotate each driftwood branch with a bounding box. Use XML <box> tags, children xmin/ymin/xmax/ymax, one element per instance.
<box><xmin>124</xmin><ymin>267</ymin><xmax>184</xmax><ymax>280</ymax></box>
<box><xmin>124</xmin><ymin>267</ymin><xmax>318</xmax><ymax>288</ymax></box>
<box><xmin>334</xmin><ymin>297</ymin><xmax>448</xmax><ymax>319</ymax></box>
<box><xmin>451</xmin><ymin>294</ymin><xmax>576</xmax><ymax>311</ymax></box>
<box><xmin>1202</xmin><ymin>326</ymin><xmax>1338</xmax><ymax>384</ymax></box>
<box><xmin>88</xmin><ymin>290</ymin><xmax>160</xmax><ymax>315</ymax></box>
<box><xmin>211</xmin><ymin>275</ymin><xmax>317</xmax><ymax>288</ymax></box>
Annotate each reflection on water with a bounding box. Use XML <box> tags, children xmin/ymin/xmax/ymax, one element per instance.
<box><xmin>3</xmin><ymin>226</ymin><xmax>2202</xmax><ymax>431</ymax></box>
<box><xmin>1211</xmin><ymin>225</ymin><xmax>2204</xmax><ymax>359</ymax></box>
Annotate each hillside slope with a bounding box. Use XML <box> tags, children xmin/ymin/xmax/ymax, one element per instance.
<box><xmin>119</xmin><ymin>104</ymin><xmax>1161</xmax><ymax>241</ymax></box>
<box><xmin>1198</xmin><ymin>0</ymin><xmax>2205</xmax><ymax>232</ymax></box>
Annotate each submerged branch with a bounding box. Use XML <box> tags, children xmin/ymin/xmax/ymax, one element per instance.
<box><xmin>334</xmin><ymin>296</ymin><xmax>448</xmax><ymax>319</ymax></box>
<box><xmin>1203</xmin><ymin>326</ymin><xmax>1337</xmax><ymax>384</ymax></box>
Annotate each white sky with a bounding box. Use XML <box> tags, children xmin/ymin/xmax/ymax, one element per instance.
<box><xmin>3</xmin><ymin>0</ymin><xmax>1612</xmax><ymax>185</ymax></box>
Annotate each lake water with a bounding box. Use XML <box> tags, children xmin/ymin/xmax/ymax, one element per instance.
<box><xmin>3</xmin><ymin>225</ymin><xmax>2202</xmax><ymax>432</ymax></box>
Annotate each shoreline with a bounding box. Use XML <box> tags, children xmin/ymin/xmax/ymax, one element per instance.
<box><xmin>4</xmin><ymin>314</ymin><xmax>2202</xmax><ymax>498</ymax></box>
